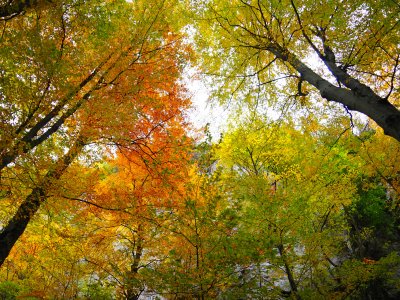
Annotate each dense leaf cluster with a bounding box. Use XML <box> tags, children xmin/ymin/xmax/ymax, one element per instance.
<box><xmin>0</xmin><ymin>0</ymin><xmax>399</xmax><ymax>299</ymax></box>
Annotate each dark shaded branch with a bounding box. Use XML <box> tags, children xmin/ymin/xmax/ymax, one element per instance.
<box><xmin>384</xmin><ymin>54</ymin><xmax>399</xmax><ymax>101</ymax></box>
<box><xmin>277</xmin><ymin>243</ymin><xmax>301</xmax><ymax>300</ymax></box>
<box><xmin>0</xmin><ymin>52</ymin><xmax>113</xmax><ymax>171</ymax></box>
<box><xmin>0</xmin><ymin>0</ymin><xmax>36</xmax><ymax>20</ymax></box>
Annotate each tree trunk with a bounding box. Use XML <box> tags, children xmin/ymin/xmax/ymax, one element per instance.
<box><xmin>0</xmin><ymin>135</ymin><xmax>86</xmax><ymax>267</ymax></box>
<box><xmin>266</xmin><ymin>42</ymin><xmax>400</xmax><ymax>142</ymax></box>
<box><xmin>126</xmin><ymin>224</ymin><xmax>144</xmax><ymax>300</ymax></box>
<box><xmin>277</xmin><ymin>244</ymin><xmax>302</xmax><ymax>300</ymax></box>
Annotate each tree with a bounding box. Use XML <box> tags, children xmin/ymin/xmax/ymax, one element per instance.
<box><xmin>212</xmin><ymin>111</ymin><xmax>400</xmax><ymax>298</ymax></box>
<box><xmin>0</xmin><ymin>134</ymin><xmax>86</xmax><ymax>267</ymax></box>
<box><xmin>0</xmin><ymin>0</ymin><xmax>192</xmax><ymax>266</ymax></box>
<box><xmin>143</xmin><ymin>168</ymin><xmax>242</xmax><ymax>299</ymax></box>
<box><xmin>0</xmin><ymin>0</ymin><xmax>186</xmax><ymax>171</ymax></box>
<box><xmin>194</xmin><ymin>0</ymin><xmax>400</xmax><ymax>142</ymax></box>
<box><xmin>0</xmin><ymin>107</ymin><xmax>192</xmax><ymax>298</ymax></box>
<box><xmin>79</xmin><ymin>123</ymin><xmax>192</xmax><ymax>299</ymax></box>
<box><xmin>214</xmin><ymin>114</ymin><xmax>363</xmax><ymax>298</ymax></box>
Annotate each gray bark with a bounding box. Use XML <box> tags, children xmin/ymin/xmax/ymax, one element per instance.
<box><xmin>265</xmin><ymin>42</ymin><xmax>400</xmax><ymax>142</ymax></box>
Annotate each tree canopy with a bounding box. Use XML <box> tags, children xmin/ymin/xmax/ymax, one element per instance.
<box><xmin>0</xmin><ymin>0</ymin><xmax>399</xmax><ymax>299</ymax></box>
<box><xmin>194</xmin><ymin>0</ymin><xmax>400</xmax><ymax>141</ymax></box>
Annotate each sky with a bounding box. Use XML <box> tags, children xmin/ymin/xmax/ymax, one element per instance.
<box><xmin>185</xmin><ymin>72</ymin><xmax>228</xmax><ymax>141</ymax></box>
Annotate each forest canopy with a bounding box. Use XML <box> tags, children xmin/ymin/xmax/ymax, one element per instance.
<box><xmin>0</xmin><ymin>0</ymin><xmax>399</xmax><ymax>299</ymax></box>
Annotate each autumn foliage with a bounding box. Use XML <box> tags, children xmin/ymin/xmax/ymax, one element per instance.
<box><xmin>0</xmin><ymin>0</ymin><xmax>400</xmax><ymax>299</ymax></box>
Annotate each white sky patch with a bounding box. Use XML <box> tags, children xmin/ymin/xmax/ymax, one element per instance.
<box><xmin>181</xmin><ymin>23</ymin><xmax>369</xmax><ymax>141</ymax></box>
<box><xmin>180</xmin><ymin>24</ymin><xmax>229</xmax><ymax>141</ymax></box>
<box><xmin>184</xmin><ymin>69</ymin><xmax>228</xmax><ymax>141</ymax></box>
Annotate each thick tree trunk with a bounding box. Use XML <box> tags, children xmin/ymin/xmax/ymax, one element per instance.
<box><xmin>266</xmin><ymin>43</ymin><xmax>400</xmax><ymax>142</ymax></box>
<box><xmin>0</xmin><ymin>135</ymin><xmax>86</xmax><ymax>267</ymax></box>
